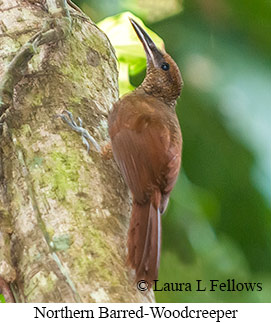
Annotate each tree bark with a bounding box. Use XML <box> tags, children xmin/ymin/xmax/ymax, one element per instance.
<box><xmin>0</xmin><ymin>0</ymin><xmax>154</xmax><ymax>302</ymax></box>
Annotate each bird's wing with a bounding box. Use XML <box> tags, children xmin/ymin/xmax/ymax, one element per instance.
<box><xmin>109</xmin><ymin>98</ymin><xmax>181</xmax><ymax>203</ymax></box>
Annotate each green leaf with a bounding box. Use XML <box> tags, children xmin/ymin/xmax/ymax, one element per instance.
<box><xmin>98</xmin><ymin>11</ymin><xmax>164</xmax><ymax>96</ymax></box>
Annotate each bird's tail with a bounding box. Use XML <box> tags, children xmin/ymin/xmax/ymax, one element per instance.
<box><xmin>127</xmin><ymin>191</ymin><xmax>161</xmax><ymax>288</ymax></box>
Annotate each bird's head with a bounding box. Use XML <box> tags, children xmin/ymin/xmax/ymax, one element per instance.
<box><xmin>129</xmin><ymin>18</ymin><xmax>183</xmax><ymax>105</ymax></box>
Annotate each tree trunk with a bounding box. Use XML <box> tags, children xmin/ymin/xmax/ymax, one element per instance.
<box><xmin>0</xmin><ymin>0</ymin><xmax>154</xmax><ymax>303</ymax></box>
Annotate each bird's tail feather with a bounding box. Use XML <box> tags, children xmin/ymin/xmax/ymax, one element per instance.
<box><xmin>127</xmin><ymin>192</ymin><xmax>161</xmax><ymax>287</ymax></box>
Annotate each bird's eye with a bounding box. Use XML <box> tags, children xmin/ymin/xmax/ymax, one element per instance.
<box><xmin>161</xmin><ymin>62</ymin><xmax>170</xmax><ymax>71</ymax></box>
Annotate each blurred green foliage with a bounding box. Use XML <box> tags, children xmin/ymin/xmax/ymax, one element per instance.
<box><xmin>73</xmin><ymin>0</ymin><xmax>271</xmax><ymax>302</ymax></box>
<box><xmin>0</xmin><ymin>293</ymin><xmax>6</xmax><ymax>303</ymax></box>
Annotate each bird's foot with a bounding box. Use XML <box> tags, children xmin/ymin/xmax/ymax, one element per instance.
<box><xmin>101</xmin><ymin>142</ymin><xmax>113</xmax><ymax>160</ymax></box>
<box><xmin>56</xmin><ymin>110</ymin><xmax>101</xmax><ymax>153</ymax></box>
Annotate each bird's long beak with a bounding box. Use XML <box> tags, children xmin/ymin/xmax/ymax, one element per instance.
<box><xmin>129</xmin><ymin>18</ymin><xmax>163</xmax><ymax>68</ymax></box>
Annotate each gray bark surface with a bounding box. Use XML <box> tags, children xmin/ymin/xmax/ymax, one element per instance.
<box><xmin>0</xmin><ymin>0</ymin><xmax>154</xmax><ymax>302</ymax></box>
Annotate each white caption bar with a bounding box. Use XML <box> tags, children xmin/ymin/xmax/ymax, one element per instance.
<box><xmin>0</xmin><ymin>303</ymin><xmax>269</xmax><ymax>322</ymax></box>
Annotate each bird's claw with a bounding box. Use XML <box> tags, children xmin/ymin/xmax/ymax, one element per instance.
<box><xmin>56</xmin><ymin>110</ymin><xmax>101</xmax><ymax>153</ymax></box>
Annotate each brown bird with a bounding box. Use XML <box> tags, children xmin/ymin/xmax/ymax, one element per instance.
<box><xmin>108</xmin><ymin>18</ymin><xmax>183</xmax><ymax>287</ymax></box>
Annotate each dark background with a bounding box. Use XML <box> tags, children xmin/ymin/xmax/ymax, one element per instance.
<box><xmin>73</xmin><ymin>0</ymin><xmax>271</xmax><ymax>302</ymax></box>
